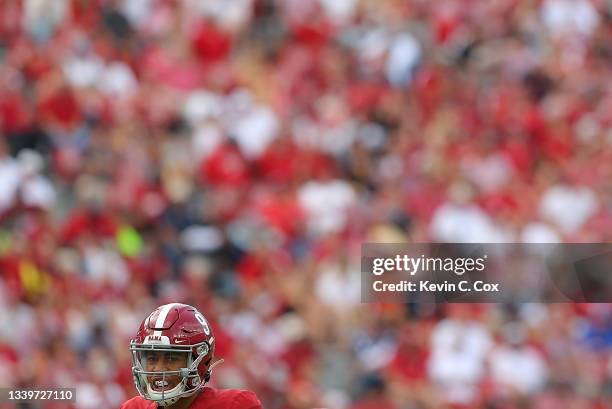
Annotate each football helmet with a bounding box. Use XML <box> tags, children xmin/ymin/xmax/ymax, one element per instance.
<box><xmin>130</xmin><ymin>303</ymin><xmax>216</xmax><ymax>406</ymax></box>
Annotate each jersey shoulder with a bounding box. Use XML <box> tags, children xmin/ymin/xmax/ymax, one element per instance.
<box><xmin>120</xmin><ymin>395</ymin><xmax>157</xmax><ymax>409</ymax></box>
<box><xmin>193</xmin><ymin>387</ymin><xmax>263</xmax><ymax>409</ymax></box>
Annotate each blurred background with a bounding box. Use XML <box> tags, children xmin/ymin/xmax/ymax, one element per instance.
<box><xmin>0</xmin><ymin>0</ymin><xmax>611</xmax><ymax>408</ymax></box>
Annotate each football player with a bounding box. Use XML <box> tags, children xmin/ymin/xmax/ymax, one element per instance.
<box><xmin>121</xmin><ymin>303</ymin><xmax>263</xmax><ymax>409</ymax></box>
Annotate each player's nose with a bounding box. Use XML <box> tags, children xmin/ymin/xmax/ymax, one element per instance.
<box><xmin>149</xmin><ymin>361</ymin><xmax>169</xmax><ymax>372</ymax></box>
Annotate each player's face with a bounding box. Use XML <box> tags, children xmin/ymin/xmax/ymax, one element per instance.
<box><xmin>143</xmin><ymin>351</ymin><xmax>189</xmax><ymax>392</ymax></box>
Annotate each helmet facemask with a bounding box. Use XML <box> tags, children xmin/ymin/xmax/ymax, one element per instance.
<box><xmin>130</xmin><ymin>340</ymin><xmax>212</xmax><ymax>407</ymax></box>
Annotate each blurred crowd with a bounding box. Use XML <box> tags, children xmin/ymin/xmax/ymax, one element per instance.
<box><xmin>0</xmin><ymin>0</ymin><xmax>611</xmax><ymax>408</ymax></box>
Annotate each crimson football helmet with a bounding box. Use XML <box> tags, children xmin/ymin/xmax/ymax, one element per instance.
<box><xmin>130</xmin><ymin>303</ymin><xmax>217</xmax><ymax>406</ymax></box>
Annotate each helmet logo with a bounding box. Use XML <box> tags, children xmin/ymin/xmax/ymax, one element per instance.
<box><xmin>144</xmin><ymin>335</ymin><xmax>170</xmax><ymax>345</ymax></box>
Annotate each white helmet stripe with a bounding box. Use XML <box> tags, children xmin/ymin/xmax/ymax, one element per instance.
<box><xmin>153</xmin><ymin>303</ymin><xmax>180</xmax><ymax>337</ymax></box>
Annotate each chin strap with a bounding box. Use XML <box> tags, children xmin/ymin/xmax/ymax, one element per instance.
<box><xmin>209</xmin><ymin>358</ymin><xmax>225</xmax><ymax>372</ymax></box>
<box><xmin>204</xmin><ymin>359</ymin><xmax>225</xmax><ymax>383</ymax></box>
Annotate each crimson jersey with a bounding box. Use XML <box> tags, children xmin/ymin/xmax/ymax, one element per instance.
<box><xmin>120</xmin><ymin>387</ymin><xmax>263</xmax><ymax>409</ymax></box>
